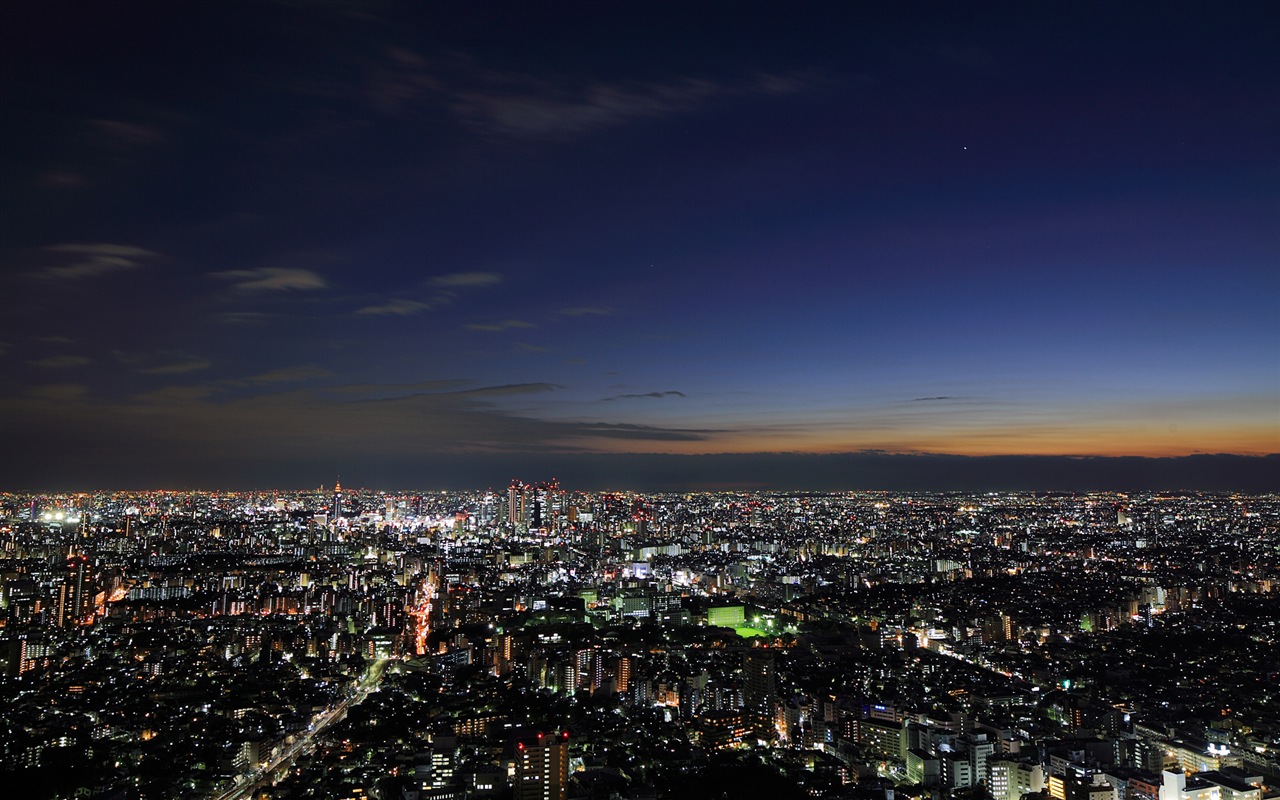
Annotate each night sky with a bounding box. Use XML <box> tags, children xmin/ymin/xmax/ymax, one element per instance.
<box><xmin>2</xmin><ymin>1</ymin><xmax>1277</xmax><ymax>492</ymax></box>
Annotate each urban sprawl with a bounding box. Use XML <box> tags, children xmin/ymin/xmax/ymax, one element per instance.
<box><xmin>0</xmin><ymin>485</ymin><xmax>1276</xmax><ymax>800</ymax></box>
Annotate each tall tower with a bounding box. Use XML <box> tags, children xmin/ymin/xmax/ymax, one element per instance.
<box><xmin>332</xmin><ymin>479</ymin><xmax>344</xmax><ymax>524</ymax></box>
<box><xmin>58</xmin><ymin>554</ymin><xmax>91</xmax><ymax>627</ymax></box>
<box><xmin>515</xmin><ymin>731</ymin><xmax>569</xmax><ymax>800</ymax></box>
<box><xmin>508</xmin><ymin>480</ymin><xmax>527</xmax><ymax>529</ymax></box>
<box><xmin>743</xmin><ymin>650</ymin><xmax>778</xmax><ymax>740</ymax></box>
<box><xmin>614</xmin><ymin>656</ymin><xmax>632</xmax><ymax>695</ymax></box>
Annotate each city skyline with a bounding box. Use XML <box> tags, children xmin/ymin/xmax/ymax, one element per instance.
<box><xmin>2</xmin><ymin>1</ymin><xmax>1277</xmax><ymax>490</ymax></box>
<box><xmin>1</xmin><ymin>486</ymin><xmax>1277</xmax><ymax>799</ymax></box>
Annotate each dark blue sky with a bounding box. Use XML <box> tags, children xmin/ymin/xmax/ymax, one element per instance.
<box><xmin>2</xmin><ymin>1</ymin><xmax>1276</xmax><ymax>490</ymax></box>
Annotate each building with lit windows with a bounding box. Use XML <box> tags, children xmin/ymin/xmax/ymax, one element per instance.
<box><xmin>988</xmin><ymin>758</ymin><xmax>1045</xmax><ymax>800</ymax></box>
<box><xmin>514</xmin><ymin>731</ymin><xmax>569</xmax><ymax>800</ymax></box>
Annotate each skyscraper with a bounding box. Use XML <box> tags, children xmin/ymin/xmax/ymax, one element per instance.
<box><xmin>508</xmin><ymin>480</ymin><xmax>526</xmax><ymax>529</ymax></box>
<box><xmin>743</xmin><ymin>650</ymin><xmax>778</xmax><ymax>741</ymax></box>
<box><xmin>515</xmin><ymin>731</ymin><xmax>569</xmax><ymax>800</ymax></box>
<box><xmin>58</xmin><ymin>554</ymin><xmax>91</xmax><ymax>627</ymax></box>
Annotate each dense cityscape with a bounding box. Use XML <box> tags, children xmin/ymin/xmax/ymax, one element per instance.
<box><xmin>1</xmin><ymin>484</ymin><xmax>1276</xmax><ymax>800</ymax></box>
<box><xmin>5</xmin><ymin>3</ymin><xmax>1277</xmax><ymax>800</ymax></box>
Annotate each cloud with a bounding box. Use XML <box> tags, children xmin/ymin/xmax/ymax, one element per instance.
<box><xmin>466</xmin><ymin>319</ymin><xmax>535</xmax><ymax>332</ymax></box>
<box><xmin>911</xmin><ymin>396</ymin><xmax>959</xmax><ymax>402</ymax></box>
<box><xmin>569</xmin><ymin>422</ymin><xmax>721</xmax><ymax>442</ymax></box>
<box><xmin>364</xmin><ymin>44</ymin><xmax>441</xmax><ymax>113</ymax></box>
<box><xmin>452</xmin><ymin>70</ymin><xmax>810</xmax><ymax>140</ymax></box>
<box><xmin>245</xmin><ymin>366</ymin><xmax>334</xmax><ymax>384</ymax></box>
<box><xmin>754</xmin><ymin>72</ymin><xmax>811</xmax><ymax>94</ymax></box>
<box><xmin>356</xmin><ymin>299</ymin><xmax>431</xmax><ymax>316</ymax></box>
<box><xmin>27</xmin><ymin>355</ymin><xmax>90</xmax><ymax>369</ymax></box>
<box><xmin>318</xmin><ymin>379</ymin><xmax>466</xmax><ymax>397</ymax></box>
<box><xmin>214</xmin><ymin>311</ymin><xmax>272</xmax><ymax>324</ymax></box>
<box><xmin>137</xmin><ymin>357</ymin><xmax>212</xmax><ymax>375</ymax></box>
<box><xmin>455</xmin><ymin>78</ymin><xmax>724</xmax><ymax>139</ymax></box>
<box><xmin>0</xmin><ymin>380</ymin><xmax>728</xmax><ymax>483</ymax></box>
<box><xmin>213</xmin><ymin>267</ymin><xmax>329</xmax><ymax>292</ymax></box>
<box><xmin>604</xmin><ymin>391</ymin><xmax>688</xmax><ymax>401</ymax></box>
<box><xmin>429</xmin><ymin>271</ymin><xmax>502</xmax><ymax>288</ymax></box>
<box><xmin>217</xmin><ymin>365</ymin><xmax>336</xmax><ymax>389</ymax></box>
<box><xmin>556</xmin><ymin>306</ymin><xmax>614</xmax><ymax>317</ymax></box>
<box><xmin>37</xmin><ymin>243</ymin><xmax>158</xmax><ymax>279</ymax></box>
<box><xmin>450</xmin><ymin>383</ymin><xmax>562</xmax><ymax>397</ymax></box>
<box><xmin>351</xmin><ymin>43</ymin><xmax>810</xmax><ymax>142</ymax></box>
<box><xmin>40</xmin><ymin>170</ymin><xmax>86</xmax><ymax>189</ymax></box>
<box><xmin>355</xmin><ymin>272</ymin><xmax>501</xmax><ymax>316</ymax></box>
<box><xmin>136</xmin><ymin>386</ymin><xmax>216</xmax><ymax>404</ymax></box>
<box><xmin>90</xmin><ymin>118</ymin><xmax>164</xmax><ymax>146</ymax></box>
<box><xmin>26</xmin><ymin>384</ymin><xmax>87</xmax><ymax>402</ymax></box>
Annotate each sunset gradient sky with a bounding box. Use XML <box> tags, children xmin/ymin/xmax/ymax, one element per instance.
<box><xmin>2</xmin><ymin>1</ymin><xmax>1276</xmax><ymax>490</ymax></box>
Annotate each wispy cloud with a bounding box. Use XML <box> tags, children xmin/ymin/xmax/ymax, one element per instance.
<box><xmin>246</xmin><ymin>366</ymin><xmax>335</xmax><ymax>384</ymax></box>
<box><xmin>89</xmin><ymin>118</ymin><xmax>164</xmax><ymax>146</ymax></box>
<box><xmin>40</xmin><ymin>170</ymin><xmax>86</xmax><ymax>189</ymax></box>
<box><xmin>604</xmin><ymin>390</ymin><xmax>688</xmax><ymax>401</ymax></box>
<box><xmin>319</xmin><ymin>379</ymin><xmax>466</xmax><ymax>398</ymax></box>
<box><xmin>429</xmin><ymin>271</ymin><xmax>502</xmax><ymax>288</ymax></box>
<box><xmin>214</xmin><ymin>311</ymin><xmax>273</xmax><ymax>325</ymax></box>
<box><xmin>450</xmin><ymin>383</ymin><xmax>562</xmax><ymax>397</ymax></box>
<box><xmin>364</xmin><ymin>44</ymin><xmax>441</xmax><ymax>113</ymax></box>
<box><xmin>466</xmin><ymin>319</ymin><xmax>535</xmax><ymax>332</ymax></box>
<box><xmin>213</xmin><ymin>267</ymin><xmax>329</xmax><ymax>292</ymax></box>
<box><xmin>0</xmin><ymin>380</ymin><xmax>724</xmax><ymax>466</ymax></box>
<box><xmin>356</xmin><ymin>299</ymin><xmax>432</xmax><ymax>316</ymax></box>
<box><xmin>137</xmin><ymin>357</ymin><xmax>212</xmax><ymax>375</ymax></box>
<box><xmin>452</xmin><ymin>69</ymin><xmax>810</xmax><ymax>140</ymax></box>
<box><xmin>27</xmin><ymin>355</ymin><xmax>90</xmax><ymax>369</ymax></box>
<box><xmin>27</xmin><ymin>384</ymin><xmax>88</xmax><ymax>401</ymax></box>
<box><xmin>911</xmin><ymin>396</ymin><xmax>959</xmax><ymax>402</ymax></box>
<box><xmin>136</xmin><ymin>386</ymin><xmax>216</xmax><ymax>404</ymax></box>
<box><xmin>37</xmin><ymin>243</ymin><xmax>158</xmax><ymax>280</ymax></box>
<box><xmin>364</xmin><ymin>44</ymin><xmax>810</xmax><ymax>141</ymax></box>
<box><xmin>456</xmin><ymin>78</ymin><xmax>723</xmax><ymax>139</ymax></box>
<box><xmin>355</xmin><ymin>272</ymin><xmax>501</xmax><ymax>317</ymax></box>
<box><xmin>217</xmin><ymin>365</ymin><xmax>336</xmax><ymax>389</ymax></box>
<box><xmin>568</xmin><ymin>422</ymin><xmax>723</xmax><ymax>442</ymax></box>
<box><xmin>556</xmin><ymin>306</ymin><xmax>614</xmax><ymax>317</ymax></box>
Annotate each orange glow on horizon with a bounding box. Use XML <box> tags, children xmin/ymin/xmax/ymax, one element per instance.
<box><xmin>575</xmin><ymin>420</ymin><xmax>1279</xmax><ymax>459</ymax></box>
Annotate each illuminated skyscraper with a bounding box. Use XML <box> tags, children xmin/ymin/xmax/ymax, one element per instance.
<box><xmin>514</xmin><ymin>731</ymin><xmax>569</xmax><ymax>800</ymax></box>
<box><xmin>615</xmin><ymin>655</ymin><xmax>632</xmax><ymax>695</ymax></box>
<box><xmin>508</xmin><ymin>480</ymin><xmax>526</xmax><ymax>528</ymax></box>
<box><xmin>743</xmin><ymin>650</ymin><xmax>778</xmax><ymax>740</ymax></box>
<box><xmin>57</xmin><ymin>554</ymin><xmax>91</xmax><ymax>627</ymax></box>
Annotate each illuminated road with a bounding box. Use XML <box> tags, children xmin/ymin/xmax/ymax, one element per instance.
<box><xmin>210</xmin><ymin>657</ymin><xmax>390</xmax><ymax>800</ymax></box>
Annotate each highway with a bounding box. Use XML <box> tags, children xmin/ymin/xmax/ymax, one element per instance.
<box><xmin>210</xmin><ymin>657</ymin><xmax>390</xmax><ymax>800</ymax></box>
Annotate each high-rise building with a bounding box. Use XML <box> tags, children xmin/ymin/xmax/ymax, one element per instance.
<box><xmin>426</xmin><ymin>735</ymin><xmax>457</xmax><ymax>790</ymax></box>
<box><xmin>743</xmin><ymin>650</ymin><xmax>778</xmax><ymax>740</ymax></box>
<box><xmin>508</xmin><ymin>480</ymin><xmax>526</xmax><ymax>529</ymax></box>
<box><xmin>987</xmin><ymin>758</ymin><xmax>1045</xmax><ymax>800</ymax></box>
<box><xmin>58</xmin><ymin>555</ymin><xmax>91</xmax><ymax>627</ymax></box>
<box><xmin>514</xmin><ymin>731</ymin><xmax>569</xmax><ymax>800</ymax></box>
<box><xmin>507</xmin><ymin>480</ymin><xmax>564</xmax><ymax>531</ymax></box>
<box><xmin>615</xmin><ymin>655</ymin><xmax>632</xmax><ymax>695</ymax></box>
